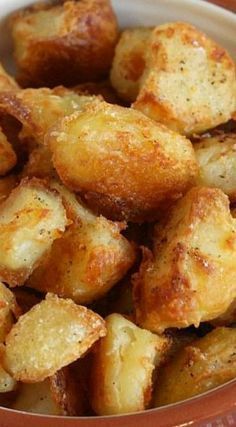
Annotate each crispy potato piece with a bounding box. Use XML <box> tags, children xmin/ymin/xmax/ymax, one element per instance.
<box><xmin>4</xmin><ymin>293</ymin><xmax>106</xmax><ymax>382</ymax></box>
<box><xmin>0</xmin><ymin>87</ymin><xmax>98</xmax><ymax>145</ymax></box>
<box><xmin>11</xmin><ymin>380</ymin><xmax>61</xmax><ymax>414</ymax></box>
<box><xmin>0</xmin><ymin>176</ymin><xmax>17</xmax><ymax>205</ymax></box>
<box><xmin>27</xmin><ymin>182</ymin><xmax>136</xmax><ymax>304</ymax></box>
<box><xmin>195</xmin><ymin>133</ymin><xmax>236</xmax><ymax>202</ymax></box>
<box><xmin>48</xmin><ymin>100</ymin><xmax>198</xmax><ymax>222</ymax></box>
<box><xmin>0</xmin><ymin>129</ymin><xmax>17</xmax><ymax>176</ymax></box>
<box><xmin>50</xmin><ymin>366</ymin><xmax>85</xmax><ymax>416</ymax></box>
<box><xmin>133</xmin><ymin>187</ymin><xmax>236</xmax><ymax>333</ymax></box>
<box><xmin>0</xmin><ymin>283</ymin><xmax>20</xmax><ymax>343</ymax></box>
<box><xmin>0</xmin><ymin>178</ymin><xmax>68</xmax><ymax>286</ymax></box>
<box><xmin>10</xmin><ymin>0</ymin><xmax>118</xmax><ymax>87</ymax></box>
<box><xmin>21</xmin><ymin>145</ymin><xmax>56</xmax><ymax>180</ymax></box>
<box><xmin>133</xmin><ymin>22</ymin><xmax>236</xmax><ymax>135</ymax></box>
<box><xmin>110</xmin><ymin>28</ymin><xmax>152</xmax><ymax>102</ymax></box>
<box><xmin>90</xmin><ymin>313</ymin><xmax>169</xmax><ymax>415</ymax></box>
<box><xmin>155</xmin><ymin>327</ymin><xmax>236</xmax><ymax>406</ymax></box>
<box><xmin>0</xmin><ymin>63</ymin><xmax>19</xmax><ymax>92</ymax></box>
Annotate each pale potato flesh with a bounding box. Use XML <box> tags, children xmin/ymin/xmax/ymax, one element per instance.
<box><xmin>155</xmin><ymin>328</ymin><xmax>236</xmax><ymax>406</ymax></box>
<box><xmin>4</xmin><ymin>293</ymin><xmax>106</xmax><ymax>382</ymax></box>
<box><xmin>0</xmin><ymin>282</ymin><xmax>19</xmax><ymax>343</ymax></box>
<box><xmin>110</xmin><ymin>28</ymin><xmax>152</xmax><ymax>102</ymax></box>
<box><xmin>0</xmin><ymin>178</ymin><xmax>68</xmax><ymax>286</ymax></box>
<box><xmin>195</xmin><ymin>133</ymin><xmax>236</xmax><ymax>202</ymax></box>
<box><xmin>134</xmin><ymin>187</ymin><xmax>236</xmax><ymax>332</ymax></box>
<box><xmin>133</xmin><ymin>22</ymin><xmax>236</xmax><ymax>135</ymax></box>
<box><xmin>90</xmin><ymin>313</ymin><xmax>169</xmax><ymax>415</ymax></box>
<box><xmin>48</xmin><ymin>100</ymin><xmax>198</xmax><ymax>222</ymax></box>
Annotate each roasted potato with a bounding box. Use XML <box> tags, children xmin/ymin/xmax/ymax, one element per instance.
<box><xmin>110</xmin><ymin>28</ymin><xmax>152</xmax><ymax>102</ymax></box>
<box><xmin>48</xmin><ymin>100</ymin><xmax>198</xmax><ymax>222</ymax></box>
<box><xmin>10</xmin><ymin>0</ymin><xmax>118</xmax><ymax>87</ymax></box>
<box><xmin>90</xmin><ymin>313</ymin><xmax>170</xmax><ymax>415</ymax></box>
<box><xmin>0</xmin><ymin>63</ymin><xmax>19</xmax><ymax>92</ymax></box>
<box><xmin>155</xmin><ymin>327</ymin><xmax>236</xmax><ymax>406</ymax></box>
<box><xmin>0</xmin><ymin>176</ymin><xmax>17</xmax><ymax>205</ymax></box>
<box><xmin>4</xmin><ymin>293</ymin><xmax>106</xmax><ymax>382</ymax></box>
<box><xmin>27</xmin><ymin>182</ymin><xmax>135</xmax><ymax>304</ymax></box>
<box><xmin>133</xmin><ymin>22</ymin><xmax>236</xmax><ymax>135</ymax></box>
<box><xmin>0</xmin><ymin>129</ymin><xmax>17</xmax><ymax>176</ymax></box>
<box><xmin>11</xmin><ymin>380</ymin><xmax>61</xmax><ymax>414</ymax></box>
<box><xmin>50</xmin><ymin>366</ymin><xmax>86</xmax><ymax>416</ymax></box>
<box><xmin>195</xmin><ymin>132</ymin><xmax>236</xmax><ymax>202</ymax></box>
<box><xmin>0</xmin><ymin>283</ymin><xmax>20</xmax><ymax>343</ymax></box>
<box><xmin>0</xmin><ymin>178</ymin><xmax>68</xmax><ymax>286</ymax></box>
<box><xmin>134</xmin><ymin>187</ymin><xmax>236</xmax><ymax>333</ymax></box>
<box><xmin>0</xmin><ymin>87</ymin><xmax>97</xmax><ymax>145</ymax></box>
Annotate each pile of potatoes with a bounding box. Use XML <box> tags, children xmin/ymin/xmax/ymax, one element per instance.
<box><xmin>0</xmin><ymin>0</ymin><xmax>234</xmax><ymax>417</ymax></box>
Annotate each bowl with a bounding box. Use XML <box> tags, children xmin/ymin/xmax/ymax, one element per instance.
<box><xmin>0</xmin><ymin>0</ymin><xmax>235</xmax><ymax>426</ymax></box>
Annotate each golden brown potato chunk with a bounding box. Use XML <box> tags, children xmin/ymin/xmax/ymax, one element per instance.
<box><xmin>0</xmin><ymin>282</ymin><xmax>20</xmax><ymax>343</ymax></box>
<box><xmin>90</xmin><ymin>313</ymin><xmax>169</xmax><ymax>415</ymax></box>
<box><xmin>195</xmin><ymin>133</ymin><xmax>236</xmax><ymax>202</ymax></box>
<box><xmin>0</xmin><ymin>129</ymin><xmax>17</xmax><ymax>176</ymax></box>
<box><xmin>10</xmin><ymin>0</ymin><xmax>118</xmax><ymax>87</ymax></box>
<box><xmin>110</xmin><ymin>28</ymin><xmax>152</xmax><ymax>102</ymax></box>
<box><xmin>0</xmin><ymin>178</ymin><xmax>68</xmax><ymax>286</ymax></box>
<box><xmin>27</xmin><ymin>182</ymin><xmax>136</xmax><ymax>304</ymax></box>
<box><xmin>0</xmin><ymin>63</ymin><xmax>19</xmax><ymax>92</ymax></box>
<box><xmin>134</xmin><ymin>187</ymin><xmax>236</xmax><ymax>333</ymax></box>
<box><xmin>0</xmin><ymin>176</ymin><xmax>17</xmax><ymax>205</ymax></box>
<box><xmin>48</xmin><ymin>100</ymin><xmax>198</xmax><ymax>222</ymax></box>
<box><xmin>0</xmin><ymin>87</ymin><xmax>97</xmax><ymax>145</ymax></box>
<box><xmin>133</xmin><ymin>22</ymin><xmax>236</xmax><ymax>135</ymax></box>
<box><xmin>155</xmin><ymin>328</ymin><xmax>236</xmax><ymax>406</ymax></box>
<box><xmin>11</xmin><ymin>380</ymin><xmax>61</xmax><ymax>414</ymax></box>
<box><xmin>4</xmin><ymin>293</ymin><xmax>106</xmax><ymax>382</ymax></box>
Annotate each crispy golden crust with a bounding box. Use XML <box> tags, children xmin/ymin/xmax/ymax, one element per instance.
<box><xmin>133</xmin><ymin>22</ymin><xmax>236</xmax><ymax>135</ymax></box>
<box><xmin>133</xmin><ymin>187</ymin><xmax>236</xmax><ymax>333</ymax></box>
<box><xmin>155</xmin><ymin>328</ymin><xmax>236</xmax><ymax>406</ymax></box>
<box><xmin>4</xmin><ymin>293</ymin><xmax>106</xmax><ymax>382</ymax></box>
<box><xmin>90</xmin><ymin>313</ymin><xmax>170</xmax><ymax>415</ymax></box>
<box><xmin>110</xmin><ymin>28</ymin><xmax>152</xmax><ymax>102</ymax></box>
<box><xmin>0</xmin><ymin>87</ymin><xmax>97</xmax><ymax>145</ymax></box>
<box><xmin>195</xmin><ymin>132</ymin><xmax>236</xmax><ymax>202</ymax></box>
<box><xmin>0</xmin><ymin>178</ymin><xmax>68</xmax><ymax>286</ymax></box>
<box><xmin>10</xmin><ymin>0</ymin><xmax>118</xmax><ymax>87</ymax></box>
<box><xmin>48</xmin><ymin>101</ymin><xmax>198</xmax><ymax>222</ymax></box>
<box><xmin>0</xmin><ymin>63</ymin><xmax>19</xmax><ymax>92</ymax></box>
<box><xmin>11</xmin><ymin>380</ymin><xmax>62</xmax><ymax>414</ymax></box>
<box><xmin>0</xmin><ymin>345</ymin><xmax>17</xmax><ymax>393</ymax></box>
<box><xmin>27</xmin><ymin>182</ymin><xmax>136</xmax><ymax>304</ymax></box>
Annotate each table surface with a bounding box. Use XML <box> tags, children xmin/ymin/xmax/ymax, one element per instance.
<box><xmin>208</xmin><ymin>0</ymin><xmax>236</xmax><ymax>11</ymax></box>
